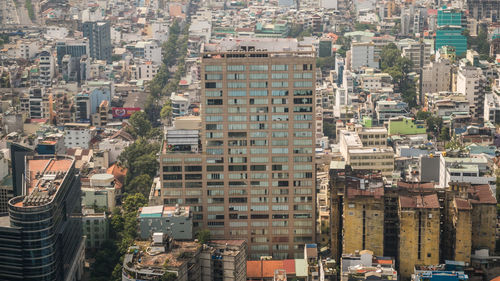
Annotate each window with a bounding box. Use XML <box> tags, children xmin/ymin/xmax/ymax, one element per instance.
<box><xmin>250</xmin><ymin>132</ymin><xmax>267</xmax><ymax>138</ymax></box>
<box><xmin>272</xmin><ymin>65</ymin><xmax>288</xmax><ymax>71</ymax></box>
<box><xmin>228</xmin><ymin>124</ymin><xmax>247</xmax><ymax>130</ymax></box>
<box><xmin>228</xmin><ymin>99</ymin><xmax>246</xmax><ymax>105</ymax></box>
<box><xmin>294</xmin><ymin>123</ymin><xmax>312</xmax><ymax>129</ymax></box>
<box><xmin>227</xmin><ymin>73</ymin><xmax>246</xmax><ymax>80</ymax></box>
<box><xmin>272</xmin><ymin>81</ymin><xmax>288</xmax><ymax>87</ymax></box>
<box><xmin>228</xmin><ymin>90</ymin><xmax>246</xmax><ymax>97</ymax></box>
<box><xmin>294</xmin><ymin>164</ymin><xmax>312</xmax><ymax>170</ymax></box>
<box><xmin>206</xmin><ymin>90</ymin><xmax>222</xmax><ymax>97</ymax></box>
<box><xmin>206</xmin><ymin>99</ymin><xmax>223</xmax><ymax>105</ymax></box>
<box><xmin>206</xmin><ymin>124</ymin><xmax>223</xmax><ymax>130</ymax></box>
<box><xmin>272</xmin><ymin>148</ymin><xmax>289</xmax><ymax>154</ymax></box>
<box><xmin>272</xmin><ymin>73</ymin><xmax>288</xmax><ymax>79</ymax></box>
<box><xmin>206</xmin><ymin>65</ymin><xmax>222</xmax><ymax>71</ymax></box>
<box><xmin>250</xmin><ymin>73</ymin><xmax>268</xmax><ymax>79</ymax></box>
<box><xmin>250</xmin><ymin>90</ymin><xmax>268</xmax><ymax>96</ymax></box>
<box><xmin>206</xmin><ymin>74</ymin><xmax>222</xmax><ymax>80</ymax></box>
<box><xmin>250</xmin><ymin>157</ymin><xmax>268</xmax><ymax>163</ymax></box>
<box><xmin>227</xmin><ymin>65</ymin><xmax>245</xmax><ymax>71</ymax></box>
<box><xmin>294</xmin><ymin>139</ymin><xmax>312</xmax><ymax>145</ymax></box>
<box><xmin>294</xmin><ymin>90</ymin><xmax>313</xmax><ymax>96</ymax></box>
<box><xmin>250</xmin><ymin>65</ymin><xmax>268</xmax><ymax>71</ymax></box>
<box><xmin>272</xmin><ymin>90</ymin><xmax>288</xmax><ymax>96</ymax></box>
<box><xmin>272</xmin><ymin>140</ymin><xmax>288</xmax><ymax>146</ymax></box>
<box><xmin>206</xmin><ymin>116</ymin><xmax>223</xmax><ymax>122</ymax></box>
<box><xmin>251</xmin><ymin>148</ymin><xmax>268</xmax><ymax>154</ymax></box>
<box><xmin>294</xmin><ymin>114</ymin><xmax>313</xmax><ymax>121</ymax></box>
<box><xmin>250</xmin><ymin>98</ymin><xmax>268</xmax><ymax>105</ymax></box>
<box><xmin>228</xmin><ymin>116</ymin><xmax>247</xmax><ymax>122</ymax></box>
<box><xmin>228</xmin><ymin>82</ymin><xmax>246</xmax><ymax>88</ymax></box>
<box><xmin>294</xmin><ymin>72</ymin><xmax>313</xmax><ymax>79</ymax></box>
<box><xmin>206</xmin><ymin>107</ymin><xmax>223</xmax><ymax>114</ymax></box>
<box><xmin>294</xmin><ymin>106</ymin><xmax>312</xmax><ymax>112</ymax></box>
<box><xmin>250</xmin><ymin>82</ymin><xmax>268</xmax><ymax>88</ymax></box>
<box><xmin>205</xmin><ymin>82</ymin><xmax>222</xmax><ymax>88</ymax></box>
<box><xmin>272</xmin><ymin>123</ymin><xmax>288</xmax><ymax>129</ymax></box>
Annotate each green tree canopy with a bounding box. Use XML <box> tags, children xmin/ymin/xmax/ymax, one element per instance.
<box><xmin>196</xmin><ymin>229</ymin><xmax>211</xmax><ymax>244</ymax></box>
<box><xmin>127</xmin><ymin>111</ymin><xmax>153</xmax><ymax>138</ymax></box>
<box><xmin>125</xmin><ymin>174</ymin><xmax>152</xmax><ymax>195</ymax></box>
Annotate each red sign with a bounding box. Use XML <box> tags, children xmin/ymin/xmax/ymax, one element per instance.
<box><xmin>112</xmin><ymin>107</ymin><xmax>141</xmax><ymax>118</ymax></box>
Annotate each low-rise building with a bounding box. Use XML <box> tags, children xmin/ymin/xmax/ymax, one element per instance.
<box><xmin>81</xmin><ymin>173</ymin><xmax>118</xmax><ymax>212</ymax></box>
<box><xmin>64</xmin><ymin>123</ymin><xmax>93</xmax><ymax>149</ymax></box>
<box><xmin>82</xmin><ymin>208</ymin><xmax>108</xmax><ymax>249</ymax></box>
<box><xmin>138</xmin><ymin>205</ymin><xmax>193</xmax><ymax>240</ymax></box>
<box><xmin>387</xmin><ymin>117</ymin><xmax>426</xmax><ymax>136</ymax></box>
<box><xmin>376</xmin><ymin>101</ymin><xmax>409</xmax><ymax>124</ymax></box>
<box><xmin>122</xmin><ymin>234</ymin><xmax>247</xmax><ymax>281</ymax></box>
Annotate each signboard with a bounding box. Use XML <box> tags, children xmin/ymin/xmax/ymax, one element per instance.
<box><xmin>112</xmin><ymin>107</ymin><xmax>141</xmax><ymax>118</ymax></box>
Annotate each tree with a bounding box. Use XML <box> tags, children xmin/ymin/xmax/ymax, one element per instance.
<box><xmin>127</xmin><ymin>111</ymin><xmax>152</xmax><ymax>138</ymax></box>
<box><xmin>125</xmin><ymin>174</ymin><xmax>152</xmax><ymax>196</ymax></box>
<box><xmin>323</xmin><ymin>121</ymin><xmax>336</xmax><ymax>139</ymax></box>
<box><xmin>160</xmin><ymin>101</ymin><xmax>172</xmax><ymax>119</ymax></box>
<box><xmin>161</xmin><ymin>272</ymin><xmax>178</xmax><ymax>281</ymax></box>
<box><xmin>196</xmin><ymin>229</ymin><xmax>211</xmax><ymax>244</ymax></box>
<box><xmin>316</xmin><ymin>56</ymin><xmax>336</xmax><ymax>72</ymax></box>
<box><xmin>416</xmin><ymin>110</ymin><xmax>431</xmax><ymax>120</ymax></box>
<box><xmin>439</xmin><ymin>126</ymin><xmax>451</xmax><ymax>142</ymax></box>
<box><xmin>122</xmin><ymin>193</ymin><xmax>148</xmax><ymax>213</ymax></box>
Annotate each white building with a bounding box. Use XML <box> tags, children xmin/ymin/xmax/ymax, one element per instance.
<box><xmin>135</xmin><ymin>41</ymin><xmax>162</xmax><ymax>65</ymax></box>
<box><xmin>351</xmin><ymin>42</ymin><xmax>377</xmax><ymax>71</ymax></box>
<box><xmin>439</xmin><ymin>154</ymin><xmax>496</xmax><ymax>193</ymax></box>
<box><xmin>421</xmin><ymin>60</ymin><xmax>452</xmax><ymax>94</ymax></box>
<box><xmin>151</xmin><ymin>21</ymin><xmax>170</xmax><ymax>42</ymax></box>
<box><xmin>131</xmin><ymin>61</ymin><xmax>159</xmax><ymax>81</ymax></box>
<box><xmin>16</xmin><ymin>39</ymin><xmax>40</xmax><ymax>60</ymax></box>
<box><xmin>401</xmin><ymin>40</ymin><xmax>432</xmax><ymax>71</ymax></box>
<box><xmin>457</xmin><ymin>62</ymin><xmax>486</xmax><ymax>119</ymax></box>
<box><xmin>376</xmin><ymin>101</ymin><xmax>409</xmax><ymax>123</ymax></box>
<box><xmin>170</xmin><ymin>93</ymin><xmax>190</xmax><ymax>117</ymax></box>
<box><xmin>321</xmin><ymin>0</ymin><xmax>338</xmax><ymax>9</ymax></box>
<box><xmin>64</xmin><ymin>123</ymin><xmax>92</xmax><ymax>149</ymax></box>
<box><xmin>98</xmin><ymin>138</ymin><xmax>131</xmax><ymax>165</ymax></box>
<box><xmin>38</xmin><ymin>50</ymin><xmax>55</xmax><ymax>87</ymax></box>
<box><xmin>484</xmin><ymin>93</ymin><xmax>500</xmax><ymax>123</ymax></box>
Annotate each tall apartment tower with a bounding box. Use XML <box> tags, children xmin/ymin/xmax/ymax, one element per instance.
<box><xmin>82</xmin><ymin>21</ymin><xmax>112</xmax><ymax>63</ymax></box>
<box><xmin>0</xmin><ymin>155</ymin><xmax>84</xmax><ymax>280</ymax></box>
<box><xmin>398</xmin><ymin>194</ymin><xmax>440</xmax><ymax>279</ymax></box>
<box><xmin>160</xmin><ymin>38</ymin><xmax>316</xmax><ymax>259</ymax></box>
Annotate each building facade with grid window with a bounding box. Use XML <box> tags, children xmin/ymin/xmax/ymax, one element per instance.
<box><xmin>159</xmin><ymin>38</ymin><xmax>317</xmax><ymax>259</ymax></box>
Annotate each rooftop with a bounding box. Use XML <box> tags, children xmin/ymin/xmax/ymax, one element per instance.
<box><xmin>14</xmin><ymin>156</ymin><xmax>74</xmax><ymax>208</ymax></box>
<box><xmin>203</xmin><ymin>38</ymin><xmax>314</xmax><ymax>54</ymax></box>
<box><xmin>399</xmin><ymin>194</ymin><xmax>440</xmax><ymax>209</ymax></box>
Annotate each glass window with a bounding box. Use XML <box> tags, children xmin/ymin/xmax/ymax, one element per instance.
<box><xmin>250</xmin><ymin>82</ymin><xmax>268</xmax><ymax>88</ymax></box>
<box><xmin>228</xmin><ymin>90</ymin><xmax>246</xmax><ymax>97</ymax></box>
<box><xmin>272</xmin><ymin>148</ymin><xmax>289</xmax><ymax>154</ymax></box>
<box><xmin>272</xmin><ymin>90</ymin><xmax>288</xmax><ymax>96</ymax></box>
<box><xmin>250</xmin><ymin>73</ymin><xmax>268</xmax><ymax>79</ymax></box>
<box><xmin>206</xmin><ymin>90</ymin><xmax>222</xmax><ymax>97</ymax></box>
<box><xmin>227</xmin><ymin>73</ymin><xmax>246</xmax><ymax>80</ymax></box>
<box><xmin>206</xmin><ymin>65</ymin><xmax>222</xmax><ymax>72</ymax></box>
<box><xmin>272</xmin><ymin>73</ymin><xmax>289</xmax><ymax>79</ymax></box>
<box><xmin>272</xmin><ymin>81</ymin><xmax>288</xmax><ymax>88</ymax></box>
<box><xmin>250</xmin><ymin>65</ymin><xmax>268</xmax><ymax>71</ymax></box>
<box><xmin>227</xmin><ymin>65</ymin><xmax>245</xmax><ymax>71</ymax></box>
<box><xmin>294</xmin><ymin>81</ymin><xmax>313</xmax><ymax>88</ymax></box>
<box><xmin>228</xmin><ymin>82</ymin><xmax>246</xmax><ymax>88</ymax></box>
<box><xmin>250</xmin><ymin>90</ymin><xmax>268</xmax><ymax>96</ymax></box>
<box><xmin>272</xmin><ymin>65</ymin><xmax>288</xmax><ymax>71</ymax></box>
<box><xmin>206</xmin><ymin>74</ymin><xmax>223</xmax><ymax>80</ymax></box>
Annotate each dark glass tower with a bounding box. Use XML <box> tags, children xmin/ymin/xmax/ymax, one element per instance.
<box><xmin>0</xmin><ymin>155</ymin><xmax>84</xmax><ymax>281</ymax></box>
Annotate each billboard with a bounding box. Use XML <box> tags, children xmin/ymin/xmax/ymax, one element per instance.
<box><xmin>112</xmin><ymin>107</ymin><xmax>141</xmax><ymax>118</ymax></box>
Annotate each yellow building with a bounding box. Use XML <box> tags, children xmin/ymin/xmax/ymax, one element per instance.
<box><xmin>398</xmin><ymin>194</ymin><xmax>440</xmax><ymax>279</ymax></box>
<box><xmin>470</xmin><ymin>185</ymin><xmax>497</xmax><ymax>253</ymax></box>
<box><xmin>451</xmin><ymin>198</ymin><xmax>472</xmax><ymax>263</ymax></box>
<box><xmin>343</xmin><ymin>185</ymin><xmax>385</xmax><ymax>256</ymax></box>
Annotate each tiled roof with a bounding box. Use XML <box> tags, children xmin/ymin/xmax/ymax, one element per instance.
<box><xmin>399</xmin><ymin>194</ymin><xmax>440</xmax><ymax>209</ymax></box>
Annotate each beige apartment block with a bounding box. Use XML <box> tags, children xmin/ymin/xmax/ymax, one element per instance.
<box><xmin>160</xmin><ymin>38</ymin><xmax>317</xmax><ymax>259</ymax></box>
<box><xmin>398</xmin><ymin>194</ymin><xmax>440</xmax><ymax>279</ymax></box>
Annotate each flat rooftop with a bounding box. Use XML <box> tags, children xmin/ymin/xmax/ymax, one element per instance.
<box><xmin>203</xmin><ymin>38</ymin><xmax>314</xmax><ymax>53</ymax></box>
<box><xmin>15</xmin><ymin>156</ymin><xmax>73</xmax><ymax>208</ymax></box>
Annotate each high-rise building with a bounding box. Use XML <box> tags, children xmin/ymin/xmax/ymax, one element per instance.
<box><xmin>82</xmin><ymin>21</ymin><xmax>112</xmax><ymax>62</ymax></box>
<box><xmin>435</xmin><ymin>9</ymin><xmax>467</xmax><ymax>56</ymax></box>
<box><xmin>0</xmin><ymin>155</ymin><xmax>84</xmax><ymax>280</ymax></box>
<box><xmin>398</xmin><ymin>194</ymin><xmax>440</xmax><ymax>279</ymax></box>
<box><xmin>56</xmin><ymin>39</ymin><xmax>90</xmax><ymax>68</ymax></box>
<box><xmin>467</xmin><ymin>0</ymin><xmax>499</xmax><ymax>21</ymax></box>
<box><xmin>159</xmin><ymin>38</ymin><xmax>316</xmax><ymax>259</ymax></box>
<box><xmin>421</xmin><ymin>60</ymin><xmax>452</xmax><ymax>95</ymax></box>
